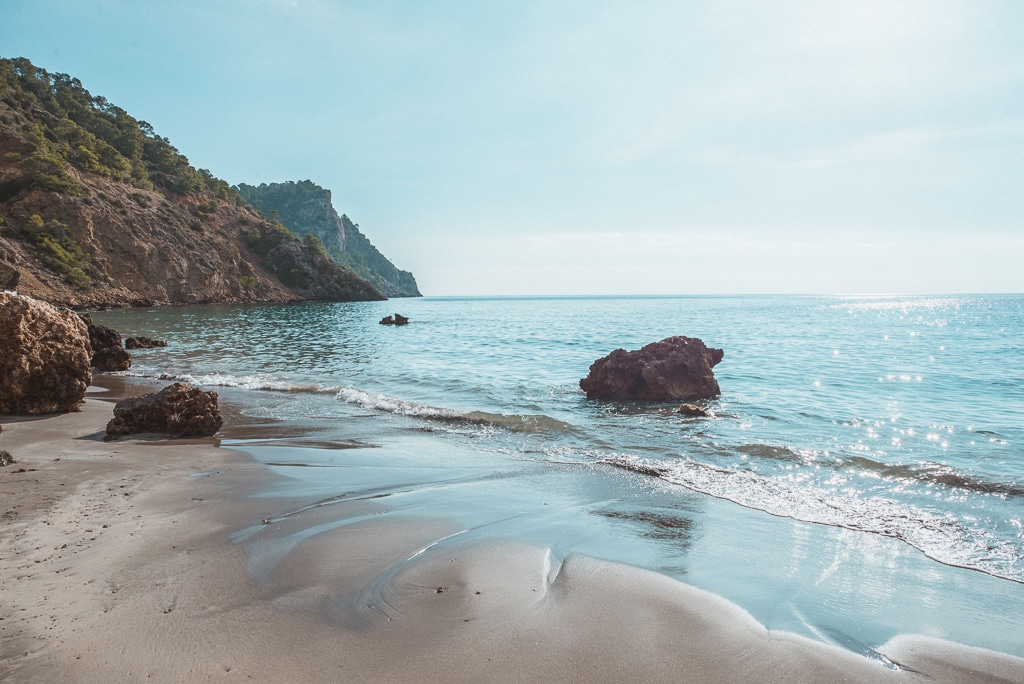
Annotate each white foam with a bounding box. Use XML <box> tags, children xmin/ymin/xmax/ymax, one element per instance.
<box><xmin>334</xmin><ymin>386</ymin><xmax>463</xmax><ymax>419</ymax></box>
<box><xmin>601</xmin><ymin>453</ymin><xmax>1024</xmax><ymax>583</ymax></box>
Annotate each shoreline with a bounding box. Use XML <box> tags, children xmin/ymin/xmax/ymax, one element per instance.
<box><xmin>2</xmin><ymin>382</ymin><xmax>1023</xmax><ymax>682</ymax></box>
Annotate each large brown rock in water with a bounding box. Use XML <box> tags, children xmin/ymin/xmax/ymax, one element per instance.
<box><xmin>105</xmin><ymin>382</ymin><xmax>223</xmax><ymax>438</ymax></box>
<box><xmin>80</xmin><ymin>314</ymin><xmax>132</xmax><ymax>372</ymax></box>
<box><xmin>0</xmin><ymin>293</ymin><xmax>92</xmax><ymax>414</ymax></box>
<box><xmin>580</xmin><ymin>336</ymin><xmax>724</xmax><ymax>402</ymax></box>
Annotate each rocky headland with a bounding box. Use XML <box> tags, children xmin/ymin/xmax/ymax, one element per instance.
<box><xmin>0</xmin><ymin>57</ymin><xmax>403</xmax><ymax>309</ymax></box>
<box><xmin>236</xmin><ymin>180</ymin><xmax>421</xmax><ymax>298</ymax></box>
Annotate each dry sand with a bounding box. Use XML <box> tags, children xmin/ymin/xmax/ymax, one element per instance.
<box><xmin>2</xmin><ymin>386</ymin><xmax>1023</xmax><ymax>683</ymax></box>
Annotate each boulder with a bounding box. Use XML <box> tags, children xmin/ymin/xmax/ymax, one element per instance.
<box><xmin>0</xmin><ymin>450</ymin><xmax>15</xmax><ymax>467</ymax></box>
<box><xmin>580</xmin><ymin>336</ymin><xmax>724</xmax><ymax>402</ymax></box>
<box><xmin>105</xmin><ymin>382</ymin><xmax>223</xmax><ymax>438</ymax></box>
<box><xmin>80</xmin><ymin>314</ymin><xmax>131</xmax><ymax>372</ymax></box>
<box><xmin>91</xmin><ymin>347</ymin><xmax>132</xmax><ymax>372</ymax></box>
<box><xmin>380</xmin><ymin>313</ymin><xmax>409</xmax><ymax>326</ymax></box>
<box><xmin>0</xmin><ymin>292</ymin><xmax>92</xmax><ymax>414</ymax></box>
<box><xmin>125</xmin><ymin>336</ymin><xmax>168</xmax><ymax>349</ymax></box>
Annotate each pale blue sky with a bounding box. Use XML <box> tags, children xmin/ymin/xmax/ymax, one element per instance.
<box><xmin>3</xmin><ymin>0</ymin><xmax>1022</xmax><ymax>295</ymax></box>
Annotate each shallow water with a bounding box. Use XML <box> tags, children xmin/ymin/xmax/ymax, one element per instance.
<box><xmin>90</xmin><ymin>294</ymin><xmax>1024</xmax><ymax>657</ymax></box>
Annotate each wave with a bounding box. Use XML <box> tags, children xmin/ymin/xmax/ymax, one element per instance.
<box><xmin>844</xmin><ymin>456</ymin><xmax>1024</xmax><ymax>499</ymax></box>
<box><xmin>601</xmin><ymin>453</ymin><xmax>1024</xmax><ymax>584</ymax></box>
<box><xmin>335</xmin><ymin>387</ymin><xmax>576</xmax><ymax>434</ymax></box>
<box><xmin>151</xmin><ymin>371</ymin><xmax>341</xmax><ymax>395</ymax></box>
<box><xmin>131</xmin><ymin>369</ymin><xmax>575</xmax><ymax>436</ymax></box>
<box><xmin>731</xmin><ymin>445</ymin><xmax>1024</xmax><ymax>499</ymax></box>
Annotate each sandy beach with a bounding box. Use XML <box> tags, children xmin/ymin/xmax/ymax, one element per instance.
<box><xmin>2</xmin><ymin>381</ymin><xmax>1023</xmax><ymax>683</ymax></box>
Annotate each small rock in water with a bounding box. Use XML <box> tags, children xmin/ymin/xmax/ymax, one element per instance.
<box><xmin>678</xmin><ymin>403</ymin><xmax>709</xmax><ymax>417</ymax></box>
<box><xmin>125</xmin><ymin>336</ymin><xmax>168</xmax><ymax>349</ymax></box>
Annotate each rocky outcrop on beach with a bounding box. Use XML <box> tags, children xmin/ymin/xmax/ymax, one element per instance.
<box><xmin>105</xmin><ymin>382</ymin><xmax>223</xmax><ymax>438</ymax></box>
<box><xmin>0</xmin><ymin>292</ymin><xmax>91</xmax><ymax>414</ymax></box>
<box><xmin>236</xmin><ymin>180</ymin><xmax>421</xmax><ymax>298</ymax></box>
<box><xmin>81</xmin><ymin>313</ymin><xmax>131</xmax><ymax>372</ymax></box>
<box><xmin>0</xmin><ymin>57</ymin><xmax>386</xmax><ymax>309</ymax></box>
<box><xmin>125</xmin><ymin>336</ymin><xmax>167</xmax><ymax>349</ymax></box>
<box><xmin>580</xmin><ymin>336</ymin><xmax>724</xmax><ymax>402</ymax></box>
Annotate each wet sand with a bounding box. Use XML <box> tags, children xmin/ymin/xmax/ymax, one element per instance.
<box><xmin>2</xmin><ymin>385</ymin><xmax>1023</xmax><ymax>683</ymax></box>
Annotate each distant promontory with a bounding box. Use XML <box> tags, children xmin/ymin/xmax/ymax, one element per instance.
<box><xmin>236</xmin><ymin>181</ymin><xmax>420</xmax><ymax>298</ymax></box>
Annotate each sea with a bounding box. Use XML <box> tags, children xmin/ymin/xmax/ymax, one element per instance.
<box><xmin>88</xmin><ymin>294</ymin><xmax>1024</xmax><ymax>660</ymax></box>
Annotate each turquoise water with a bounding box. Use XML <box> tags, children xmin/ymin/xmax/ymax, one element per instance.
<box><xmin>90</xmin><ymin>294</ymin><xmax>1024</xmax><ymax>658</ymax></box>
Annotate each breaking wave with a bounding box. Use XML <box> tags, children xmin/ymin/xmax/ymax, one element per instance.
<box><xmin>134</xmin><ymin>370</ymin><xmax>574</xmax><ymax>435</ymax></box>
<box><xmin>601</xmin><ymin>453</ymin><xmax>1024</xmax><ymax>584</ymax></box>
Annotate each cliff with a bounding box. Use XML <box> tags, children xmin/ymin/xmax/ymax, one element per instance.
<box><xmin>236</xmin><ymin>180</ymin><xmax>421</xmax><ymax>298</ymax></box>
<box><xmin>0</xmin><ymin>57</ymin><xmax>386</xmax><ymax>307</ymax></box>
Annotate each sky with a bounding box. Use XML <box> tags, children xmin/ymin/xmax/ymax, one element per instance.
<box><xmin>2</xmin><ymin>0</ymin><xmax>1022</xmax><ymax>296</ymax></box>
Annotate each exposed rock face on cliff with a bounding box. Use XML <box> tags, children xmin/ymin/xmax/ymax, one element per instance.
<box><xmin>0</xmin><ymin>254</ymin><xmax>18</xmax><ymax>290</ymax></box>
<box><xmin>0</xmin><ymin>166</ymin><xmax>385</xmax><ymax>308</ymax></box>
<box><xmin>236</xmin><ymin>180</ymin><xmax>421</xmax><ymax>298</ymax></box>
<box><xmin>0</xmin><ymin>57</ymin><xmax>385</xmax><ymax>308</ymax></box>
<box><xmin>105</xmin><ymin>382</ymin><xmax>223</xmax><ymax>438</ymax></box>
<box><xmin>580</xmin><ymin>336</ymin><xmax>724</xmax><ymax>402</ymax></box>
<box><xmin>0</xmin><ymin>292</ymin><xmax>91</xmax><ymax>414</ymax></box>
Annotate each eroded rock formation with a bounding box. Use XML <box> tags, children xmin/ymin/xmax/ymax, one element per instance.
<box><xmin>0</xmin><ymin>292</ymin><xmax>91</xmax><ymax>414</ymax></box>
<box><xmin>105</xmin><ymin>382</ymin><xmax>223</xmax><ymax>439</ymax></box>
<box><xmin>580</xmin><ymin>336</ymin><xmax>724</xmax><ymax>402</ymax></box>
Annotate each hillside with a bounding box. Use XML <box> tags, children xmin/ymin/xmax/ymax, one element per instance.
<box><xmin>0</xmin><ymin>57</ymin><xmax>386</xmax><ymax>307</ymax></box>
<box><xmin>235</xmin><ymin>180</ymin><xmax>421</xmax><ymax>298</ymax></box>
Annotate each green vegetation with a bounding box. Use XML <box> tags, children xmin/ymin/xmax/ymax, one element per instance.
<box><xmin>243</xmin><ymin>219</ymin><xmax>316</xmax><ymax>289</ymax></box>
<box><xmin>0</xmin><ymin>57</ymin><xmax>240</xmax><ymax>200</ymax></box>
<box><xmin>303</xmin><ymin>232</ymin><xmax>331</xmax><ymax>260</ymax></box>
<box><xmin>244</xmin><ymin>219</ymin><xmax>297</xmax><ymax>253</ymax></box>
<box><xmin>0</xmin><ymin>58</ymin><xmax>385</xmax><ymax>302</ymax></box>
<box><xmin>19</xmin><ymin>214</ymin><xmax>96</xmax><ymax>287</ymax></box>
